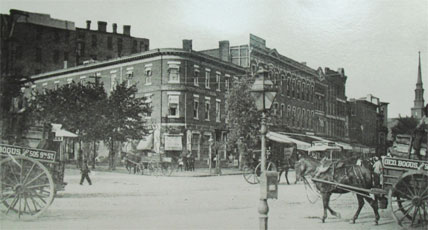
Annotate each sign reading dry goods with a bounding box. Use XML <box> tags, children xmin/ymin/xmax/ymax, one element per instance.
<box><xmin>383</xmin><ymin>157</ymin><xmax>428</xmax><ymax>171</ymax></box>
<box><xmin>0</xmin><ymin>144</ymin><xmax>57</xmax><ymax>162</ymax></box>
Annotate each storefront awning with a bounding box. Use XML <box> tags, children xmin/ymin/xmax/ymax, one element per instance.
<box><xmin>266</xmin><ymin>132</ymin><xmax>311</xmax><ymax>150</ymax></box>
<box><xmin>137</xmin><ymin>134</ymin><xmax>153</xmax><ymax>150</ymax></box>
<box><xmin>51</xmin><ymin>123</ymin><xmax>78</xmax><ymax>137</ymax></box>
<box><xmin>307</xmin><ymin>144</ymin><xmax>342</xmax><ymax>152</ymax></box>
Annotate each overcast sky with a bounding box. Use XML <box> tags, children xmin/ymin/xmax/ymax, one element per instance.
<box><xmin>1</xmin><ymin>0</ymin><xmax>427</xmax><ymax>118</ymax></box>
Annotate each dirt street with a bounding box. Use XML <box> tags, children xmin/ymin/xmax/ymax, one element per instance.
<box><xmin>0</xmin><ymin>168</ymin><xmax>416</xmax><ymax>230</ymax></box>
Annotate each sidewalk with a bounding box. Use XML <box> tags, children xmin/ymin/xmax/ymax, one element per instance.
<box><xmin>66</xmin><ymin>163</ymin><xmax>243</xmax><ymax>177</ymax></box>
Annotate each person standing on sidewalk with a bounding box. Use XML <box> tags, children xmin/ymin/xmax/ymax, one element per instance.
<box><xmin>237</xmin><ymin>137</ymin><xmax>247</xmax><ymax>170</ymax></box>
<box><xmin>80</xmin><ymin>160</ymin><xmax>92</xmax><ymax>185</ymax></box>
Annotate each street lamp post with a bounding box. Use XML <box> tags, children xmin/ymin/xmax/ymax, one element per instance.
<box><xmin>208</xmin><ymin>137</ymin><xmax>214</xmax><ymax>174</ymax></box>
<box><xmin>250</xmin><ymin>67</ymin><xmax>277</xmax><ymax>230</ymax></box>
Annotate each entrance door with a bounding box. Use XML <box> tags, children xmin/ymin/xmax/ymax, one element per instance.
<box><xmin>201</xmin><ymin>135</ymin><xmax>211</xmax><ymax>160</ymax></box>
<box><xmin>191</xmin><ymin>133</ymin><xmax>200</xmax><ymax>159</ymax></box>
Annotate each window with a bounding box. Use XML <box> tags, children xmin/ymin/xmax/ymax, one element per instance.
<box><xmin>168</xmin><ymin>62</ymin><xmax>180</xmax><ymax>83</ymax></box>
<box><xmin>281</xmin><ymin>104</ymin><xmax>285</xmax><ymax>117</ymax></box>
<box><xmin>126</xmin><ymin>70</ymin><xmax>133</xmax><ymax>88</ymax></box>
<box><xmin>110</xmin><ymin>75</ymin><xmax>117</xmax><ymax>91</ymax></box>
<box><xmin>205</xmin><ymin>69</ymin><xmax>210</xmax><ymax>88</ymax></box>
<box><xmin>193</xmin><ymin>95</ymin><xmax>199</xmax><ymax>119</ymax></box>
<box><xmin>168</xmin><ymin>94</ymin><xmax>180</xmax><ymax>117</ymax></box>
<box><xmin>107</xmin><ymin>37</ymin><xmax>113</xmax><ymax>50</ymax></box>
<box><xmin>273</xmin><ymin>103</ymin><xmax>279</xmax><ymax>115</ymax></box>
<box><xmin>133</xmin><ymin>40</ymin><xmax>138</xmax><ymax>53</ymax></box>
<box><xmin>225</xmin><ymin>75</ymin><xmax>230</xmax><ymax>91</ymax></box>
<box><xmin>36</xmin><ymin>27</ymin><xmax>42</xmax><ymax>40</ymax></box>
<box><xmin>194</xmin><ymin>68</ymin><xmax>199</xmax><ymax>86</ymax></box>
<box><xmin>54</xmin><ymin>81</ymin><xmax>59</xmax><ymax>90</ymax></box>
<box><xmin>216</xmin><ymin>100</ymin><xmax>221</xmax><ymax>122</ymax></box>
<box><xmin>145</xmin><ymin>65</ymin><xmax>152</xmax><ymax>85</ymax></box>
<box><xmin>92</xmin><ymin>34</ymin><xmax>97</xmax><ymax>47</ymax></box>
<box><xmin>205</xmin><ymin>98</ymin><xmax>210</xmax><ymax>120</ymax></box>
<box><xmin>77</xmin><ymin>42</ymin><xmax>85</xmax><ymax>56</ymax></box>
<box><xmin>216</xmin><ymin>73</ymin><xmax>221</xmax><ymax>91</ymax></box>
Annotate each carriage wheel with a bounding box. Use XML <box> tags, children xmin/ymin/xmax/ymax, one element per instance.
<box><xmin>388</xmin><ymin>171</ymin><xmax>428</xmax><ymax>228</ymax></box>
<box><xmin>255</xmin><ymin>162</ymin><xmax>278</xmax><ymax>182</ymax></box>
<box><xmin>0</xmin><ymin>156</ymin><xmax>55</xmax><ymax>219</ymax></box>
<box><xmin>243</xmin><ymin>166</ymin><xmax>259</xmax><ymax>184</ymax></box>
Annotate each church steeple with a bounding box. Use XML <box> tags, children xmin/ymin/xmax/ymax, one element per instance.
<box><xmin>411</xmin><ymin>52</ymin><xmax>424</xmax><ymax>118</ymax></box>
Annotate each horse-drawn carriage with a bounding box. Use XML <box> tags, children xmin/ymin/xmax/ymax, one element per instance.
<box><xmin>306</xmin><ymin>139</ymin><xmax>428</xmax><ymax>228</ymax></box>
<box><xmin>242</xmin><ymin>142</ymin><xmax>298</xmax><ymax>185</ymax></box>
<box><xmin>0</xmin><ymin>125</ymin><xmax>70</xmax><ymax>219</ymax></box>
<box><xmin>121</xmin><ymin>151</ymin><xmax>176</xmax><ymax>176</ymax></box>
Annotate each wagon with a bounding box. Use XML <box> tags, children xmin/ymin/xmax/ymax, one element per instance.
<box><xmin>311</xmin><ymin>151</ymin><xmax>428</xmax><ymax>228</ymax></box>
<box><xmin>0</xmin><ymin>143</ymin><xmax>66</xmax><ymax>219</ymax></box>
<box><xmin>243</xmin><ymin>143</ymin><xmax>298</xmax><ymax>185</ymax></box>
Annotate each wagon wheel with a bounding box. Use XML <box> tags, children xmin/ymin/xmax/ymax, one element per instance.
<box><xmin>0</xmin><ymin>156</ymin><xmax>55</xmax><ymax>219</ymax></box>
<box><xmin>243</xmin><ymin>166</ymin><xmax>259</xmax><ymax>184</ymax></box>
<box><xmin>255</xmin><ymin>162</ymin><xmax>279</xmax><ymax>182</ymax></box>
<box><xmin>388</xmin><ymin>171</ymin><xmax>428</xmax><ymax>228</ymax></box>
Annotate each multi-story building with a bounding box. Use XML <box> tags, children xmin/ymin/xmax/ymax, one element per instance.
<box><xmin>201</xmin><ymin>34</ymin><xmax>348</xmax><ymax>141</ymax></box>
<box><xmin>348</xmin><ymin>94</ymin><xmax>389</xmax><ymax>155</ymax></box>
<box><xmin>27</xmin><ymin>41</ymin><xmax>245</xmax><ymax>161</ymax></box>
<box><xmin>1</xmin><ymin>9</ymin><xmax>149</xmax><ymax>78</ymax></box>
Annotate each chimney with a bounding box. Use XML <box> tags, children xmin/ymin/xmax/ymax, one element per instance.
<box><xmin>219</xmin><ymin>40</ymin><xmax>230</xmax><ymax>62</ymax></box>
<box><xmin>97</xmin><ymin>21</ymin><xmax>107</xmax><ymax>32</ymax></box>
<box><xmin>183</xmin><ymin>39</ymin><xmax>192</xmax><ymax>51</ymax></box>
<box><xmin>112</xmin><ymin>23</ymin><xmax>117</xmax><ymax>34</ymax></box>
<box><xmin>86</xmin><ymin>20</ymin><xmax>91</xmax><ymax>30</ymax></box>
<box><xmin>123</xmin><ymin>25</ymin><xmax>131</xmax><ymax>36</ymax></box>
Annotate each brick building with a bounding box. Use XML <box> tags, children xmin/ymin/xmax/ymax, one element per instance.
<box><xmin>1</xmin><ymin>9</ymin><xmax>149</xmax><ymax>78</ymax></box>
<box><xmin>348</xmin><ymin>94</ymin><xmax>389</xmax><ymax>155</ymax></box>
<box><xmin>201</xmin><ymin>34</ymin><xmax>348</xmax><ymax>141</ymax></box>
<box><xmin>27</xmin><ymin>42</ymin><xmax>245</xmax><ymax>161</ymax></box>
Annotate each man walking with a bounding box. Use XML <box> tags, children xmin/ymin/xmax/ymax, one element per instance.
<box><xmin>237</xmin><ymin>137</ymin><xmax>247</xmax><ymax>170</ymax></box>
<box><xmin>80</xmin><ymin>160</ymin><xmax>92</xmax><ymax>185</ymax></box>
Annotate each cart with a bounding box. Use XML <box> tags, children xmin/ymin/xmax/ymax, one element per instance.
<box><xmin>311</xmin><ymin>150</ymin><xmax>428</xmax><ymax>228</ymax></box>
<box><xmin>140</xmin><ymin>152</ymin><xmax>176</xmax><ymax>176</ymax></box>
<box><xmin>0</xmin><ymin>143</ymin><xmax>66</xmax><ymax>219</ymax></box>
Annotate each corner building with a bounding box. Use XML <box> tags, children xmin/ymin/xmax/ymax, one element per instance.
<box><xmin>28</xmin><ymin>43</ymin><xmax>245</xmax><ymax>162</ymax></box>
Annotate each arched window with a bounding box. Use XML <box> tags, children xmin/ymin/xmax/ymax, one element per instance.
<box><xmin>281</xmin><ymin>103</ymin><xmax>285</xmax><ymax>117</ymax></box>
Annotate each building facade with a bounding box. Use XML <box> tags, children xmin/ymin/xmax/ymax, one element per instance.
<box><xmin>348</xmin><ymin>94</ymin><xmax>389</xmax><ymax>155</ymax></box>
<box><xmin>27</xmin><ymin>42</ymin><xmax>245</xmax><ymax>161</ymax></box>
<box><xmin>1</xmin><ymin>9</ymin><xmax>149</xmax><ymax>78</ymax></box>
<box><xmin>201</xmin><ymin>34</ymin><xmax>348</xmax><ymax>141</ymax></box>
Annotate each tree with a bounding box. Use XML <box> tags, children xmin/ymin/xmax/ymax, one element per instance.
<box><xmin>102</xmin><ymin>82</ymin><xmax>151</xmax><ymax>170</ymax></box>
<box><xmin>225</xmin><ymin>74</ymin><xmax>281</xmax><ymax>151</ymax></box>
<box><xmin>30</xmin><ymin>81</ymin><xmax>108</xmax><ymax>166</ymax></box>
<box><xmin>391</xmin><ymin>117</ymin><xmax>419</xmax><ymax>141</ymax></box>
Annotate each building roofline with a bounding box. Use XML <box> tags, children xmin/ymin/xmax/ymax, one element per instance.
<box><xmin>29</xmin><ymin>48</ymin><xmax>246</xmax><ymax>81</ymax></box>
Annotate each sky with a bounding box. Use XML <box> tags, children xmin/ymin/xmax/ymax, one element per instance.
<box><xmin>1</xmin><ymin>0</ymin><xmax>427</xmax><ymax>118</ymax></box>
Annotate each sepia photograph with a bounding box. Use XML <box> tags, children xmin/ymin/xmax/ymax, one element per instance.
<box><xmin>0</xmin><ymin>0</ymin><xmax>427</xmax><ymax>229</ymax></box>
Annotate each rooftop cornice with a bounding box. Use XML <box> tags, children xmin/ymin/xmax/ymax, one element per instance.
<box><xmin>30</xmin><ymin>48</ymin><xmax>246</xmax><ymax>81</ymax></box>
<box><xmin>250</xmin><ymin>46</ymin><xmax>318</xmax><ymax>77</ymax></box>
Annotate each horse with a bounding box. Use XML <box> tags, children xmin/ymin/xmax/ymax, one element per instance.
<box><xmin>271</xmin><ymin>148</ymin><xmax>299</xmax><ymax>185</ymax></box>
<box><xmin>294</xmin><ymin>155</ymin><xmax>322</xmax><ymax>183</ymax></box>
<box><xmin>120</xmin><ymin>151</ymin><xmax>142</xmax><ymax>174</ymax></box>
<box><xmin>313</xmin><ymin>157</ymin><xmax>380</xmax><ymax>224</ymax></box>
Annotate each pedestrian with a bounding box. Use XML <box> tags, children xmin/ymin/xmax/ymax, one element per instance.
<box><xmin>80</xmin><ymin>160</ymin><xmax>92</xmax><ymax>185</ymax></box>
<box><xmin>236</xmin><ymin>137</ymin><xmax>247</xmax><ymax>170</ymax></box>
<box><xmin>372</xmin><ymin>157</ymin><xmax>382</xmax><ymax>187</ymax></box>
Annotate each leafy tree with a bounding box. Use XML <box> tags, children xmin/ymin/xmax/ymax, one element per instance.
<box><xmin>102</xmin><ymin>82</ymin><xmax>151</xmax><ymax>170</ymax></box>
<box><xmin>391</xmin><ymin>117</ymin><xmax>419</xmax><ymax>140</ymax></box>
<box><xmin>225</xmin><ymin>74</ymin><xmax>281</xmax><ymax>151</ymax></box>
<box><xmin>30</xmin><ymin>81</ymin><xmax>107</xmax><ymax>167</ymax></box>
